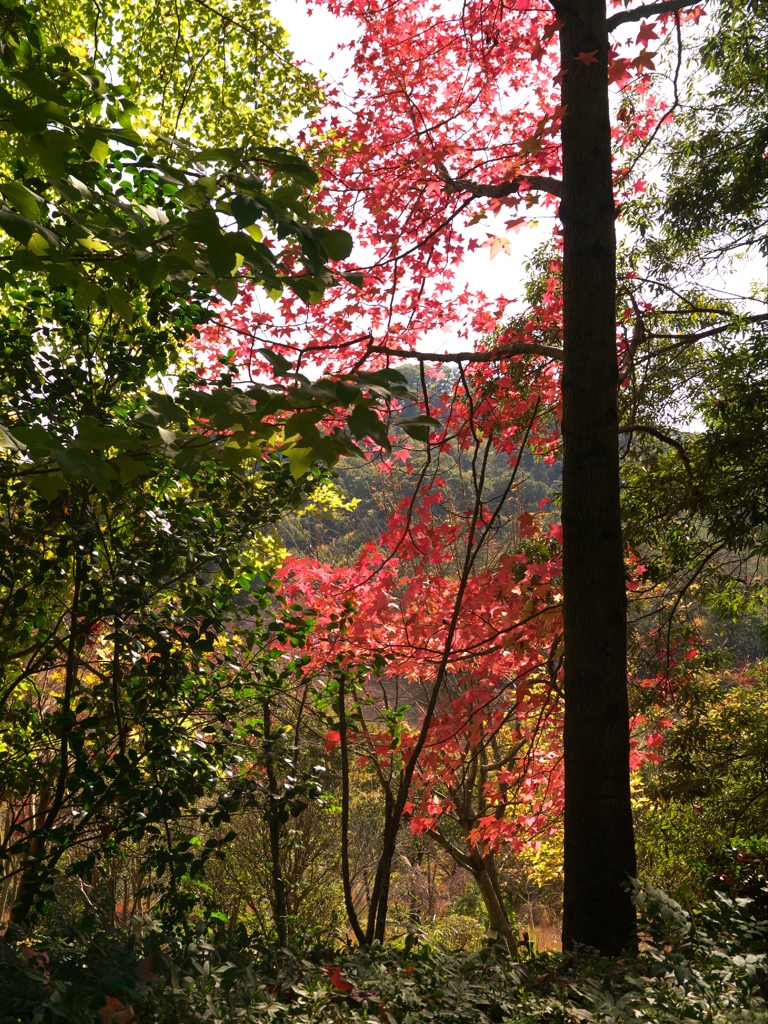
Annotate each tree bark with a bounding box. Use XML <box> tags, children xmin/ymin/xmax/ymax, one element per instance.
<box><xmin>557</xmin><ymin>0</ymin><xmax>638</xmax><ymax>953</ymax></box>
<box><xmin>262</xmin><ymin>698</ymin><xmax>289</xmax><ymax>947</ymax></box>
<box><xmin>471</xmin><ymin>850</ymin><xmax>518</xmax><ymax>954</ymax></box>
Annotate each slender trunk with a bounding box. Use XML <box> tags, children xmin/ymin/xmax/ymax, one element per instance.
<box><xmin>558</xmin><ymin>0</ymin><xmax>637</xmax><ymax>953</ymax></box>
<box><xmin>471</xmin><ymin>851</ymin><xmax>517</xmax><ymax>954</ymax></box>
<box><xmin>262</xmin><ymin>698</ymin><xmax>288</xmax><ymax>946</ymax></box>
<box><xmin>12</xmin><ymin>548</ymin><xmax>82</xmax><ymax>927</ymax></box>
<box><xmin>338</xmin><ymin>673</ymin><xmax>367</xmax><ymax>945</ymax></box>
<box><xmin>365</xmin><ymin>786</ymin><xmax>399</xmax><ymax>943</ymax></box>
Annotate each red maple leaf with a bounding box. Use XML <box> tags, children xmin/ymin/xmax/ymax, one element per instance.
<box><xmin>574</xmin><ymin>50</ymin><xmax>599</xmax><ymax>65</ymax></box>
<box><xmin>633</xmin><ymin>49</ymin><xmax>656</xmax><ymax>72</ymax></box>
<box><xmin>636</xmin><ymin>20</ymin><xmax>659</xmax><ymax>46</ymax></box>
<box><xmin>97</xmin><ymin>999</ymin><xmax>135</xmax><ymax>1024</ymax></box>
<box><xmin>327</xmin><ymin>966</ymin><xmax>354</xmax><ymax>993</ymax></box>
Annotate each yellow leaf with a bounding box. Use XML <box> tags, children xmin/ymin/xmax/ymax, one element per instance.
<box><xmin>89</xmin><ymin>138</ymin><xmax>110</xmax><ymax>165</ymax></box>
<box><xmin>489</xmin><ymin>236</ymin><xmax>511</xmax><ymax>259</ymax></box>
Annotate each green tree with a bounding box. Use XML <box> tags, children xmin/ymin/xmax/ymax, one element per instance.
<box><xmin>616</xmin><ymin>0</ymin><xmax>768</xmax><ymax>653</ymax></box>
<box><xmin>0</xmin><ymin>0</ymin><xmax>401</xmax><ymax>928</ymax></box>
<box><xmin>35</xmin><ymin>0</ymin><xmax>321</xmax><ymax>147</ymax></box>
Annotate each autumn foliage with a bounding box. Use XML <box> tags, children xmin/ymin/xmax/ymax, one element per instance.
<box><xmin>194</xmin><ymin>0</ymin><xmax>709</xmax><ymax>944</ymax></box>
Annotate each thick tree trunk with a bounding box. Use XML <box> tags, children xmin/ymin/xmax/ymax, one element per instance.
<box><xmin>557</xmin><ymin>0</ymin><xmax>637</xmax><ymax>953</ymax></box>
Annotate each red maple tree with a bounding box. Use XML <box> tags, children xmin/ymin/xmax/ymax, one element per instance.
<box><xmin>199</xmin><ymin>0</ymin><xmax>705</xmax><ymax>954</ymax></box>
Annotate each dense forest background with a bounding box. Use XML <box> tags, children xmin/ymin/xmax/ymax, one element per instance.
<box><xmin>0</xmin><ymin>0</ymin><xmax>766</xmax><ymax>1020</ymax></box>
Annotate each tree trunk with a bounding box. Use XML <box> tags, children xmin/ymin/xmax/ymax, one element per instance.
<box><xmin>471</xmin><ymin>850</ymin><xmax>517</xmax><ymax>954</ymax></box>
<box><xmin>262</xmin><ymin>699</ymin><xmax>288</xmax><ymax>947</ymax></box>
<box><xmin>557</xmin><ymin>0</ymin><xmax>637</xmax><ymax>954</ymax></box>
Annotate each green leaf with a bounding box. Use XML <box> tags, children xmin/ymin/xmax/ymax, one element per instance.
<box><xmin>74</xmin><ymin>417</ymin><xmax>136</xmax><ymax>451</ymax></box>
<box><xmin>216</xmin><ymin>277</ymin><xmax>238</xmax><ymax>302</ymax></box>
<box><xmin>28</xmin><ymin>471</ymin><xmax>66</xmax><ymax>500</ymax></box>
<box><xmin>73</xmin><ymin>280</ymin><xmax>105</xmax><ymax>310</ymax></box>
<box><xmin>106</xmin><ymin>287</ymin><xmax>135</xmax><ymax>321</ymax></box>
<box><xmin>0</xmin><ymin>424</ymin><xmax>26</xmax><ymax>451</ymax></box>
<box><xmin>315</xmin><ymin>228</ymin><xmax>354</xmax><ymax>262</ymax></box>
<box><xmin>0</xmin><ymin>182</ymin><xmax>41</xmax><ymax>220</ymax></box>
<box><xmin>11</xmin><ymin>423</ymin><xmax>56</xmax><ymax>458</ymax></box>
<box><xmin>27</xmin><ymin>129</ymin><xmax>75</xmax><ymax>177</ymax></box>
<box><xmin>348</xmin><ymin>403</ymin><xmax>391</xmax><ymax>451</ymax></box>
<box><xmin>285</xmin><ymin>445</ymin><xmax>314</xmax><ymax>480</ymax></box>
<box><xmin>396</xmin><ymin>414</ymin><xmax>442</xmax><ymax>442</ymax></box>
<box><xmin>0</xmin><ymin>209</ymin><xmax>35</xmax><ymax>246</ymax></box>
<box><xmin>88</xmin><ymin>137</ymin><xmax>110</xmax><ymax>165</ymax></box>
<box><xmin>258</xmin><ymin>146</ymin><xmax>318</xmax><ymax>188</ymax></box>
<box><xmin>115</xmin><ymin>455</ymin><xmax>153</xmax><ymax>484</ymax></box>
<box><xmin>16</xmin><ymin>69</ymin><xmax>70</xmax><ymax>104</ymax></box>
<box><xmin>54</xmin><ymin>448</ymin><xmax>118</xmax><ymax>489</ymax></box>
<box><xmin>259</xmin><ymin>347</ymin><xmax>294</xmax><ymax>375</ymax></box>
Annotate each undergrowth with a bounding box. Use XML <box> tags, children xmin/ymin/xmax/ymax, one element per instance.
<box><xmin>0</xmin><ymin>886</ymin><xmax>765</xmax><ymax>1023</ymax></box>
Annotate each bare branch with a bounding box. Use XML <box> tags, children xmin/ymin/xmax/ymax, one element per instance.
<box><xmin>618</xmin><ymin>423</ymin><xmax>693</xmax><ymax>478</ymax></box>
<box><xmin>369</xmin><ymin>342</ymin><xmax>563</xmax><ymax>363</ymax></box>
<box><xmin>435</xmin><ymin>160</ymin><xmax>563</xmax><ymax>199</ymax></box>
<box><xmin>606</xmin><ymin>0</ymin><xmax>704</xmax><ymax>32</ymax></box>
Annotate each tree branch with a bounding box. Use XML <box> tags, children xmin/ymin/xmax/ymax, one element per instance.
<box><xmin>618</xmin><ymin>423</ymin><xmax>693</xmax><ymax>478</ymax></box>
<box><xmin>639</xmin><ymin>312</ymin><xmax>768</xmax><ymax>361</ymax></box>
<box><xmin>606</xmin><ymin>0</ymin><xmax>704</xmax><ymax>32</ymax></box>
<box><xmin>369</xmin><ymin>342</ymin><xmax>563</xmax><ymax>363</ymax></box>
<box><xmin>649</xmin><ymin>312</ymin><xmax>768</xmax><ymax>343</ymax></box>
<box><xmin>427</xmin><ymin>825</ymin><xmax>476</xmax><ymax>871</ymax></box>
<box><xmin>435</xmin><ymin>160</ymin><xmax>562</xmax><ymax>199</ymax></box>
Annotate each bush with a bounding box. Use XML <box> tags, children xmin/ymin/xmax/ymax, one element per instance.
<box><xmin>0</xmin><ymin>884</ymin><xmax>765</xmax><ymax>1023</ymax></box>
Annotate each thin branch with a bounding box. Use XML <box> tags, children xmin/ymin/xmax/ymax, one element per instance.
<box><xmin>648</xmin><ymin>312</ymin><xmax>768</xmax><ymax>343</ymax></box>
<box><xmin>618</xmin><ymin>423</ymin><xmax>693</xmax><ymax>478</ymax></box>
<box><xmin>427</xmin><ymin>826</ymin><xmax>476</xmax><ymax>871</ymax></box>
<box><xmin>606</xmin><ymin>0</ymin><xmax>704</xmax><ymax>32</ymax></box>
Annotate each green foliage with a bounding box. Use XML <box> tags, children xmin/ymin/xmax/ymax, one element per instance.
<box><xmin>618</xmin><ymin>284</ymin><xmax>768</xmax><ymax>663</ymax></box>
<box><xmin>35</xmin><ymin>0</ymin><xmax>321</xmax><ymax>147</ymax></box>
<box><xmin>0</xmin><ymin>0</ymin><xmax>352</xmax><ymax>307</ymax></box>
<box><xmin>616</xmin><ymin>1</ymin><xmax>768</xmax><ymax>651</ymax></box>
<box><xmin>635</xmin><ymin>663</ymin><xmax>768</xmax><ymax>906</ymax></box>
<box><xmin>203</xmin><ymin>803</ymin><xmax>345</xmax><ymax>943</ymax></box>
<box><xmin>661</xmin><ymin>0</ymin><xmax>768</xmax><ymax>256</ymax></box>
<box><xmin>622</xmin><ymin>326</ymin><xmax>768</xmax><ymax>566</ymax></box>
<box><xmin>0</xmin><ymin>0</ymin><xmax>376</xmax><ymax>930</ymax></box>
<box><xmin>0</xmin><ymin>886</ymin><xmax>765</xmax><ymax>1023</ymax></box>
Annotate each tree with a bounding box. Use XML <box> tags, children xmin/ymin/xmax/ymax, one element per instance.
<box><xmin>660</xmin><ymin>0</ymin><xmax>768</xmax><ymax>263</ymax></box>
<box><xmin>557</xmin><ymin>0</ymin><xmax>636</xmax><ymax>955</ymax></box>
<box><xmin>0</xmin><ymin>1</ymin><xmax>398</xmax><ymax>927</ymax></box>
<box><xmin>275</xmin><ymin>368</ymin><xmax>564</xmax><ymax>948</ymax></box>
<box><xmin>34</xmin><ymin>0</ymin><xmax>321</xmax><ymax>147</ymax></box>
<box><xmin>209</xmin><ymin>0</ymin><xmax>707</xmax><ymax>953</ymax></box>
<box><xmin>624</xmin><ymin>0</ymin><xmax>768</xmax><ymax>557</ymax></box>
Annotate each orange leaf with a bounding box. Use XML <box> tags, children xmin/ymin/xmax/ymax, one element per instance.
<box><xmin>97</xmin><ymin>998</ymin><xmax>135</xmax><ymax>1024</ymax></box>
<box><xmin>574</xmin><ymin>50</ymin><xmax>599</xmax><ymax>65</ymax></box>
<box><xmin>486</xmin><ymin>236</ymin><xmax>511</xmax><ymax>259</ymax></box>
